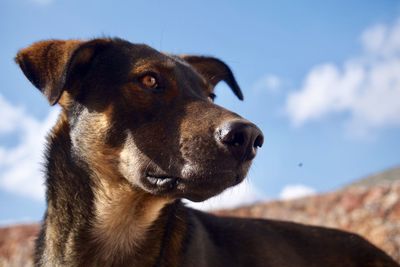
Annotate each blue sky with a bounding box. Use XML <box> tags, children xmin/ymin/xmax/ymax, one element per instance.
<box><xmin>1</xmin><ymin>0</ymin><xmax>400</xmax><ymax>222</ymax></box>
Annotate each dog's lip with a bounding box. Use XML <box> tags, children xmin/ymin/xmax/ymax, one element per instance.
<box><xmin>143</xmin><ymin>168</ymin><xmax>247</xmax><ymax>199</ymax></box>
<box><xmin>145</xmin><ymin>173</ymin><xmax>180</xmax><ymax>187</ymax></box>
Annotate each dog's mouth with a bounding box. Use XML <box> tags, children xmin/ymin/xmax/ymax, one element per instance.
<box><xmin>142</xmin><ymin>168</ymin><xmax>246</xmax><ymax>202</ymax></box>
<box><xmin>145</xmin><ymin>173</ymin><xmax>179</xmax><ymax>188</ymax></box>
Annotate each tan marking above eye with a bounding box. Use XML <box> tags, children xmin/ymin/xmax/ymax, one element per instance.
<box><xmin>140</xmin><ymin>74</ymin><xmax>159</xmax><ymax>89</ymax></box>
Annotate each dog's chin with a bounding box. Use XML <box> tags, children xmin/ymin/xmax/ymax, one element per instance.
<box><xmin>179</xmin><ymin>173</ymin><xmax>245</xmax><ymax>202</ymax></box>
<box><xmin>138</xmin><ymin>170</ymin><xmax>246</xmax><ymax>202</ymax></box>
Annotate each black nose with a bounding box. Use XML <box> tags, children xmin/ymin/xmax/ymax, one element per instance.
<box><xmin>216</xmin><ymin>120</ymin><xmax>264</xmax><ymax>161</ymax></box>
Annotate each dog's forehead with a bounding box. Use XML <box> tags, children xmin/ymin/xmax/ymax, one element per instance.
<box><xmin>118</xmin><ymin>41</ymin><xmax>199</xmax><ymax>76</ymax></box>
<box><xmin>97</xmin><ymin>39</ymin><xmax>207</xmax><ymax>90</ymax></box>
<box><xmin>118</xmin><ymin>42</ymin><xmax>173</xmax><ymax>67</ymax></box>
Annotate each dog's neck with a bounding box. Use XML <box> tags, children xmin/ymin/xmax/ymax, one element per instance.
<box><xmin>39</xmin><ymin>112</ymin><xmax>187</xmax><ymax>267</ymax></box>
<box><xmin>90</xmin><ymin>178</ymin><xmax>169</xmax><ymax>265</ymax></box>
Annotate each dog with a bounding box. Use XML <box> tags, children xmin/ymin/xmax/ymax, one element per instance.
<box><xmin>15</xmin><ymin>38</ymin><xmax>399</xmax><ymax>267</ymax></box>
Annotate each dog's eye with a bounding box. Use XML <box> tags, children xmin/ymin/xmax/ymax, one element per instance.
<box><xmin>208</xmin><ymin>93</ymin><xmax>216</xmax><ymax>102</ymax></box>
<box><xmin>140</xmin><ymin>74</ymin><xmax>159</xmax><ymax>89</ymax></box>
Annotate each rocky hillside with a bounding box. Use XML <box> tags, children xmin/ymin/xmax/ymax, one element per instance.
<box><xmin>1</xmin><ymin>167</ymin><xmax>399</xmax><ymax>265</ymax></box>
<box><xmin>347</xmin><ymin>165</ymin><xmax>400</xmax><ymax>188</ymax></box>
<box><xmin>0</xmin><ymin>224</ymin><xmax>38</xmax><ymax>267</ymax></box>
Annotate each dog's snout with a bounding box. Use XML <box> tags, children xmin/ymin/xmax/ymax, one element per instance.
<box><xmin>216</xmin><ymin>121</ymin><xmax>264</xmax><ymax>161</ymax></box>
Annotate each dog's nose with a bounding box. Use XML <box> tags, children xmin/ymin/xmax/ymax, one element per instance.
<box><xmin>216</xmin><ymin>121</ymin><xmax>264</xmax><ymax>161</ymax></box>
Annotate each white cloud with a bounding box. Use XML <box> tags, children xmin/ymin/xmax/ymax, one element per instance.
<box><xmin>0</xmin><ymin>94</ymin><xmax>59</xmax><ymax>201</ymax></box>
<box><xmin>361</xmin><ymin>22</ymin><xmax>400</xmax><ymax>57</ymax></box>
<box><xmin>279</xmin><ymin>184</ymin><xmax>316</xmax><ymax>200</ymax></box>
<box><xmin>185</xmin><ymin>180</ymin><xmax>265</xmax><ymax>211</ymax></box>
<box><xmin>0</xmin><ymin>95</ymin><xmax>26</xmax><ymax>134</ymax></box>
<box><xmin>285</xmin><ymin>18</ymin><xmax>400</xmax><ymax>135</ymax></box>
<box><xmin>253</xmin><ymin>74</ymin><xmax>282</xmax><ymax>94</ymax></box>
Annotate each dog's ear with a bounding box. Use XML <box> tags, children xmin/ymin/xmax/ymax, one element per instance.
<box><xmin>180</xmin><ymin>56</ymin><xmax>243</xmax><ymax>100</ymax></box>
<box><xmin>15</xmin><ymin>39</ymin><xmax>111</xmax><ymax>105</ymax></box>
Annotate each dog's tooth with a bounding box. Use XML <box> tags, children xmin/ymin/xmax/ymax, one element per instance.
<box><xmin>157</xmin><ymin>178</ymin><xmax>172</xmax><ymax>186</ymax></box>
<box><xmin>147</xmin><ymin>175</ymin><xmax>176</xmax><ymax>187</ymax></box>
<box><xmin>147</xmin><ymin>176</ymin><xmax>158</xmax><ymax>185</ymax></box>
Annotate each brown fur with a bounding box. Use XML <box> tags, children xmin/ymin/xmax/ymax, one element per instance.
<box><xmin>15</xmin><ymin>38</ymin><xmax>399</xmax><ymax>267</ymax></box>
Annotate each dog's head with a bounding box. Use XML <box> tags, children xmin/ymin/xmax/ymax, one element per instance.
<box><xmin>16</xmin><ymin>38</ymin><xmax>263</xmax><ymax>202</ymax></box>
